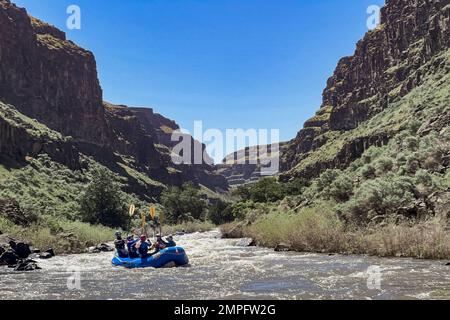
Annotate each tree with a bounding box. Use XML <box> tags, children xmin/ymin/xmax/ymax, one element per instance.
<box><xmin>161</xmin><ymin>183</ymin><xmax>208</xmax><ymax>223</ymax></box>
<box><xmin>248</xmin><ymin>177</ymin><xmax>284</xmax><ymax>203</ymax></box>
<box><xmin>208</xmin><ymin>199</ymin><xmax>234</xmax><ymax>225</ymax></box>
<box><xmin>231</xmin><ymin>185</ymin><xmax>251</xmax><ymax>201</ymax></box>
<box><xmin>284</xmin><ymin>178</ymin><xmax>309</xmax><ymax>196</ymax></box>
<box><xmin>78</xmin><ymin>167</ymin><xmax>129</xmax><ymax>229</ymax></box>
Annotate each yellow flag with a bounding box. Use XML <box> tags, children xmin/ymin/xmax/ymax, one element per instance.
<box><xmin>150</xmin><ymin>206</ymin><xmax>156</xmax><ymax>220</ymax></box>
<box><xmin>129</xmin><ymin>204</ymin><xmax>136</xmax><ymax>217</ymax></box>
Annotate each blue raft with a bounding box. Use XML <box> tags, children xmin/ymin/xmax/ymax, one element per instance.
<box><xmin>112</xmin><ymin>246</ymin><xmax>189</xmax><ymax>269</ymax></box>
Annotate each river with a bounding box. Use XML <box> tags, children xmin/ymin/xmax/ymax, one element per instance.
<box><xmin>1</xmin><ymin>230</ymin><xmax>450</xmax><ymax>300</ymax></box>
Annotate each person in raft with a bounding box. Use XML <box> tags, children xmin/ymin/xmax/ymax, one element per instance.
<box><xmin>126</xmin><ymin>235</ymin><xmax>139</xmax><ymax>258</ymax></box>
<box><xmin>135</xmin><ymin>235</ymin><xmax>151</xmax><ymax>258</ymax></box>
<box><xmin>165</xmin><ymin>235</ymin><xmax>176</xmax><ymax>247</ymax></box>
<box><xmin>152</xmin><ymin>234</ymin><xmax>168</xmax><ymax>253</ymax></box>
<box><xmin>114</xmin><ymin>232</ymin><xmax>128</xmax><ymax>258</ymax></box>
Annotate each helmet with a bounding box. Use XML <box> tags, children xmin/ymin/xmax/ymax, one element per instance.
<box><xmin>167</xmin><ymin>235</ymin><xmax>173</xmax><ymax>241</ymax></box>
<box><xmin>156</xmin><ymin>234</ymin><xmax>162</xmax><ymax>239</ymax></box>
<box><xmin>126</xmin><ymin>235</ymin><xmax>133</xmax><ymax>241</ymax></box>
<box><xmin>115</xmin><ymin>231</ymin><xmax>122</xmax><ymax>238</ymax></box>
<box><xmin>140</xmin><ymin>235</ymin><xmax>147</xmax><ymax>241</ymax></box>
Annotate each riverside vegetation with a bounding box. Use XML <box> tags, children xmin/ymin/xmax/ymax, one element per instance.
<box><xmin>0</xmin><ymin>155</ymin><xmax>215</xmax><ymax>254</ymax></box>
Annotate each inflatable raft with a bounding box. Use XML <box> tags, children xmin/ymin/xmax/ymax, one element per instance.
<box><xmin>112</xmin><ymin>246</ymin><xmax>189</xmax><ymax>269</ymax></box>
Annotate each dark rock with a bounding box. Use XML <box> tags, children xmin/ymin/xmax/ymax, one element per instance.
<box><xmin>36</xmin><ymin>248</ymin><xmax>55</xmax><ymax>259</ymax></box>
<box><xmin>0</xmin><ymin>250</ymin><xmax>18</xmax><ymax>266</ymax></box>
<box><xmin>8</xmin><ymin>240</ymin><xmax>16</xmax><ymax>251</ymax></box>
<box><xmin>87</xmin><ymin>243</ymin><xmax>113</xmax><ymax>254</ymax></box>
<box><xmin>445</xmin><ymin>262</ymin><xmax>450</xmax><ymax>266</ymax></box>
<box><xmin>97</xmin><ymin>243</ymin><xmax>114</xmax><ymax>252</ymax></box>
<box><xmin>274</xmin><ymin>243</ymin><xmax>292</xmax><ymax>252</ymax></box>
<box><xmin>45</xmin><ymin>248</ymin><xmax>55</xmax><ymax>257</ymax></box>
<box><xmin>14</xmin><ymin>242</ymin><xmax>31</xmax><ymax>259</ymax></box>
<box><xmin>38</xmin><ymin>252</ymin><xmax>53</xmax><ymax>260</ymax></box>
<box><xmin>0</xmin><ymin>246</ymin><xmax>5</xmax><ymax>255</ymax></box>
<box><xmin>13</xmin><ymin>259</ymin><xmax>41</xmax><ymax>272</ymax></box>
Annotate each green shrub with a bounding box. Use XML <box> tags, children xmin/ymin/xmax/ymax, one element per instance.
<box><xmin>374</xmin><ymin>157</ymin><xmax>394</xmax><ymax>175</ymax></box>
<box><xmin>339</xmin><ymin>175</ymin><xmax>416</xmax><ymax>223</ymax></box>
<box><xmin>327</xmin><ymin>174</ymin><xmax>354</xmax><ymax>202</ymax></box>
<box><xmin>361</xmin><ymin>164</ymin><xmax>376</xmax><ymax>179</ymax></box>
<box><xmin>78</xmin><ymin>167</ymin><xmax>129</xmax><ymax>229</ymax></box>
<box><xmin>248</xmin><ymin>177</ymin><xmax>285</xmax><ymax>203</ymax></box>
<box><xmin>208</xmin><ymin>199</ymin><xmax>234</xmax><ymax>225</ymax></box>
<box><xmin>284</xmin><ymin>178</ymin><xmax>309</xmax><ymax>196</ymax></box>
<box><xmin>316</xmin><ymin>169</ymin><xmax>339</xmax><ymax>192</ymax></box>
<box><xmin>161</xmin><ymin>183</ymin><xmax>208</xmax><ymax>223</ymax></box>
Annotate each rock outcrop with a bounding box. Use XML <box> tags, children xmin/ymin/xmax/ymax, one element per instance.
<box><xmin>280</xmin><ymin>0</ymin><xmax>450</xmax><ymax>179</ymax></box>
<box><xmin>0</xmin><ymin>0</ymin><xmax>109</xmax><ymax>145</ymax></box>
<box><xmin>0</xmin><ymin>235</ymin><xmax>40</xmax><ymax>271</ymax></box>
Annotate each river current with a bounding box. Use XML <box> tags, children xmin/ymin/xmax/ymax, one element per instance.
<box><xmin>1</xmin><ymin>230</ymin><xmax>450</xmax><ymax>300</ymax></box>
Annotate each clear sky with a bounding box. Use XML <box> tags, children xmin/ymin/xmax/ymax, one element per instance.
<box><xmin>15</xmin><ymin>0</ymin><xmax>384</xmax><ymax>162</ymax></box>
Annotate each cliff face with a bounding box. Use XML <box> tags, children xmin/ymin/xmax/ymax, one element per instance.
<box><xmin>0</xmin><ymin>0</ymin><xmax>109</xmax><ymax>145</ymax></box>
<box><xmin>0</xmin><ymin>0</ymin><xmax>228</xmax><ymax>198</ymax></box>
<box><xmin>280</xmin><ymin>0</ymin><xmax>450</xmax><ymax>179</ymax></box>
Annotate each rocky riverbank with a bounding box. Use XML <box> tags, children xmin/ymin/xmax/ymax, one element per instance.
<box><xmin>0</xmin><ymin>234</ymin><xmax>55</xmax><ymax>271</ymax></box>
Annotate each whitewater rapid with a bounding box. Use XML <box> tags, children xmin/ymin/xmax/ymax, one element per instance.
<box><xmin>1</xmin><ymin>230</ymin><xmax>450</xmax><ymax>300</ymax></box>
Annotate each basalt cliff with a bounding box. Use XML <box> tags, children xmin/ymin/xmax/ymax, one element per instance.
<box><xmin>280</xmin><ymin>0</ymin><xmax>450</xmax><ymax>180</ymax></box>
<box><xmin>221</xmin><ymin>0</ymin><xmax>450</xmax><ymax>186</ymax></box>
<box><xmin>0</xmin><ymin>0</ymin><xmax>228</xmax><ymax>203</ymax></box>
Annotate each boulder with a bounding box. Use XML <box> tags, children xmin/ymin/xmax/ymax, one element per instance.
<box><xmin>13</xmin><ymin>259</ymin><xmax>41</xmax><ymax>272</ymax></box>
<box><xmin>87</xmin><ymin>243</ymin><xmax>113</xmax><ymax>254</ymax></box>
<box><xmin>0</xmin><ymin>250</ymin><xmax>19</xmax><ymax>266</ymax></box>
<box><xmin>38</xmin><ymin>252</ymin><xmax>53</xmax><ymax>260</ymax></box>
<box><xmin>274</xmin><ymin>243</ymin><xmax>292</xmax><ymax>252</ymax></box>
<box><xmin>86</xmin><ymin>246</ymin><xmax>101</xmax><ymax>254</ymax></box>
<box><xmin>235</xmin><ymin>238</ymin><xmax>255</xmax><ymax>247</ymax></box>
<box><xmin>14</xmin><ymin>242</ymin><xmax>32</xmax><ymax>259</ymax></box>
<box><xmin>45</xmin><ymin>248</ymin><xmax>55</xmax><ymax>257</ymax></box>
<box><xmin>97</xmin><ymin>243</ymin><xmax>114</xmax><ymax>252</ymax></box>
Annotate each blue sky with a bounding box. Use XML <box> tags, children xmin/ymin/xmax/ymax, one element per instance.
<box><xmin>16</xmin><ymin>0</ymin><xmax>384</xmax><ymax>161</ymax></box>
